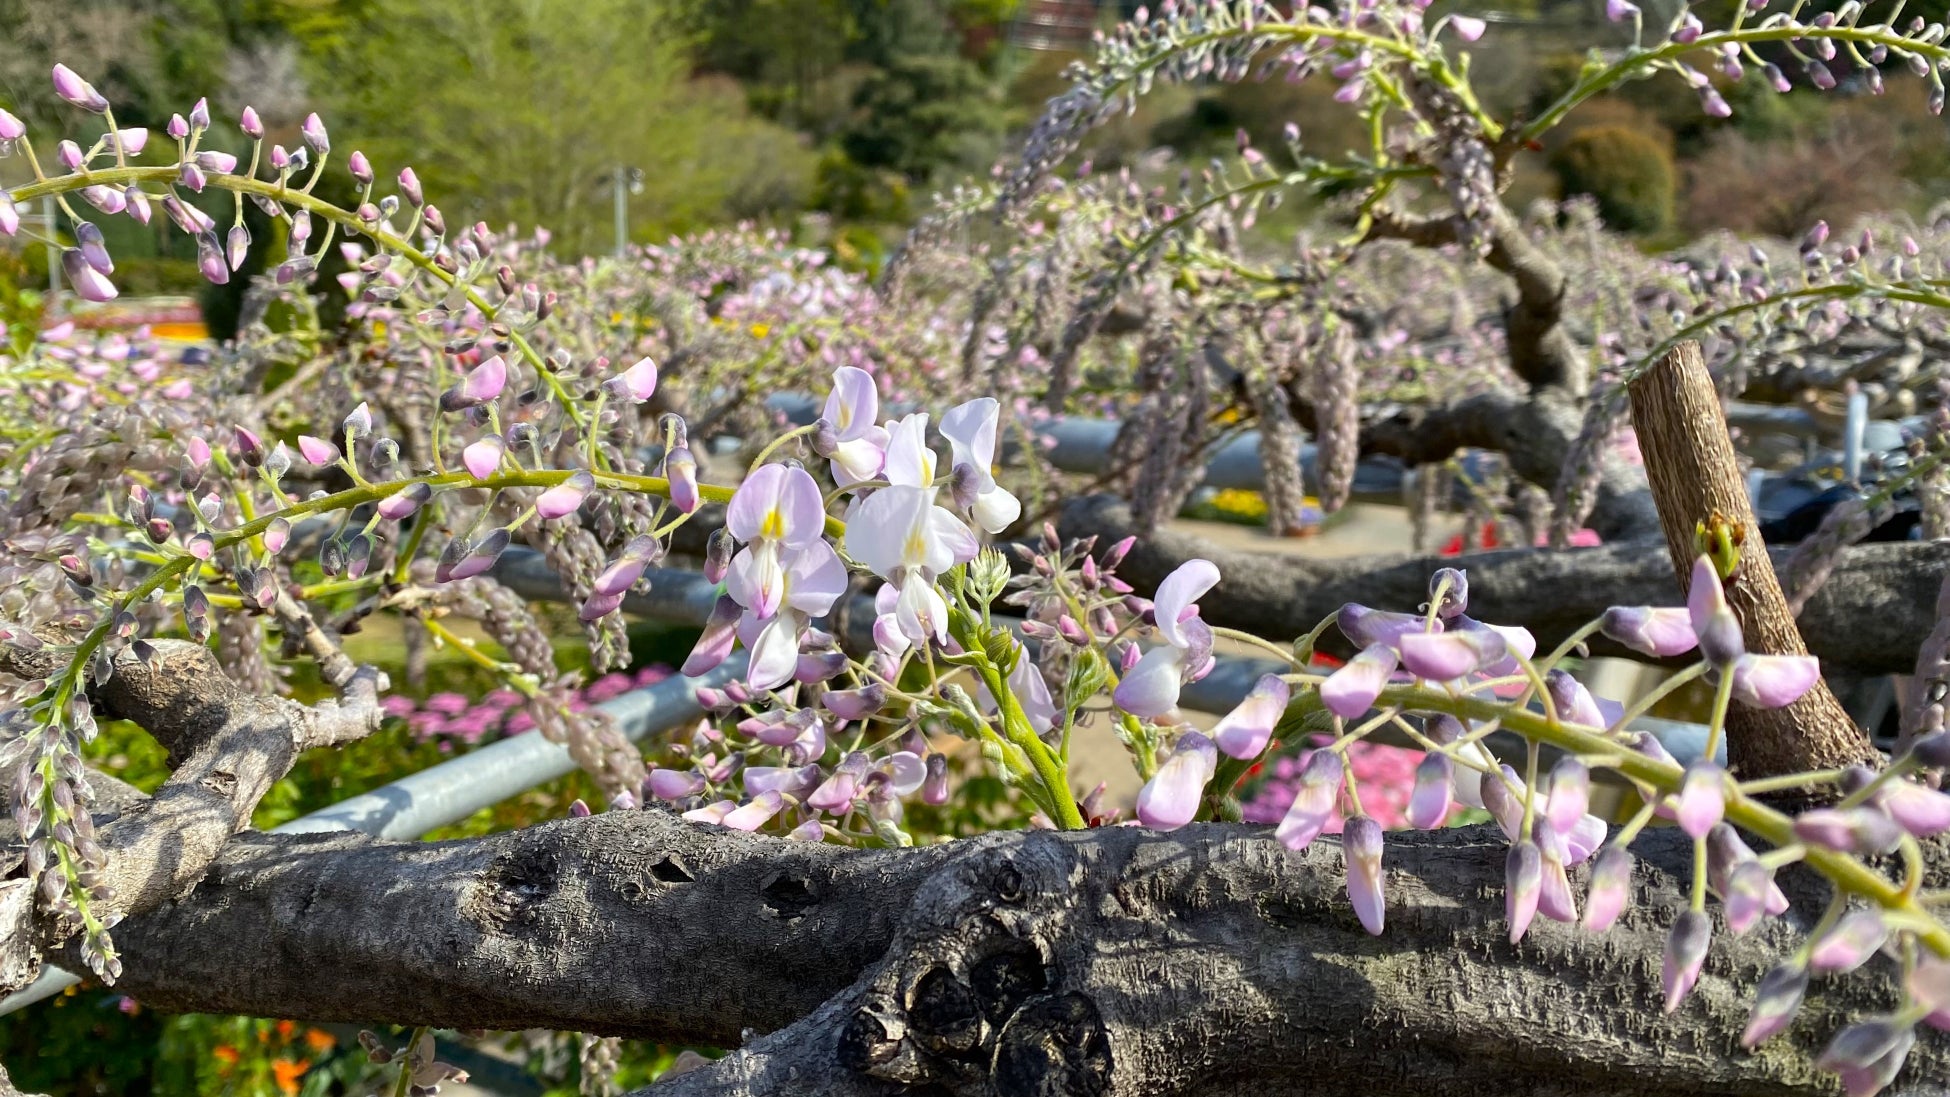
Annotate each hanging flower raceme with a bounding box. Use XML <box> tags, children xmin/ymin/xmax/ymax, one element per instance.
<box><xmin>1112</xmin><ymin>558</ymin><xmax>1219</xmax><ymax>718</ymax></box>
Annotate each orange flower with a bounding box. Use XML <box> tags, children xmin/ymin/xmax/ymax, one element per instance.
<box><xmin>211</xmin><ymin>1045</ymin><xmax>240</xmax><ymax>1066</ymax></box>
<box><xmin>303</xmin><ymin>1028</ymin><xmax>337</xmax><ymax>1053</ymax></box>
<box><xmin>276</xmin><ymin>1019</ymin><xmax>296</xmax><ymax>1041</ymax></box>
<box><xmin>271</xmin><ymin>1058</ymin><xmax>310</xmax><ymax>1095</ymax></box>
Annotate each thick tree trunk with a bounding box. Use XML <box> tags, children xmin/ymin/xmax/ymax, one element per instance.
<box><xmin>81</xmin><ymin>814</ymin><xmax>1948</xmax><ymax>1096</ymax></box>
<box><xmin>1058</xmin><ymin>495</ymin><xmax>1950</xmax><ymax>676</ymax></box>
<box><xmin>1629</xmin><ymin>342</ymin><xmax>1877</xmax><ymax>777</ymax></box>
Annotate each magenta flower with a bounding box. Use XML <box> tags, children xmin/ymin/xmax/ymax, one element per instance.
<box><xmin>720</xmin><ymin>790</ymin><xmax>784</xmax><ymax>832</ymax></box>
<box><xmin>1605</xmin><ymin>0</ymin><xmax>1639</xmax><ymax>20</ymax></box>
<box><xmin>348</xmin><ymin>150</ymin><xmax>372</xmax><ymax>185</ymax></box>
<box><xmin>1448</xmin><ymin>14</ymin><xmax>1486</xmax><ymax>39</ymax></box>
<box><xmin>536</xmin><ymin>470</ymin><xmax>594</xmax><ymax>520</ymax></box>
<box><xmin>61</xmin><ymin>249</ymin><xmax>117</xmax><ymax>302</ymax></box>
<box><xmin>1663</xmin><ymin>911</ymin><xmax>1711</xmax><ymax>1012</ymax></box>
<box><xmin>820</xmin><ymin>366</ymin><xmax>890</xmax><ymax>487</ymax></box>
<box><xmin>649</xmin><ymin>767</ymin><xmax>705</xmax><ymax>801</ymax></box>
<box><xmin>52</xmin><ymin>64</ymin><xmax>109</xmax><ymax>112</ymax></box>
<box><xmin>1135</xmin><ymin>730</ymin><xmax>1217</xmax><ymax>830</ymax></box>
<box><xmin>398</xmin><ymin>167</ymin><xmax>423</xmax><ymax>206</ymax></box>
<box><xmin>821</xmin><ymin>684</ymin><xmax>886</xmax><ymax>722</ymax></box>
<box><xmin>189</xmin><ymin>96</ymin><xmax>210</xmax><ymax>130</ymax></box>
<box><xmin>0</xmin><ymin>109</ymin><xmax>22</xmax><ymax>140</ymax></box>
<box><xmin>1816</xmin><ymin>1021</ymin><xmax>1916</xmax><ymax>1097</ymax></box>
<box><xmin>1319</xmin><ymin>643</ymin><xmax>1398</xmax><ymax>719</ymax></box>
<box><xmin>1343</xmin><ymin>815</ymin><xmax>1386</xmax><ymax>935</ymax></box>
<box><xmin>0</xmin><ymin>194</ymin><xmax>17</xmax><ymax>237</ymax></box>
<box><xmin>1112</xmin><ymin>559</ymin><xmax>1219</xmax><ymax>718</ymax></box>
<box><xmin>195</xmin><ymin>151</ymin><xmax>238</xmax><ymax>174</ymax></box>
<box><xmin>940</xmin><ymin>397</ymin><xmax>1021</xmax><ymax>533</ymax></box>
<box><xmin>730</xmin><ymin>463</ymin><xmax>829</xmax><ymax>620</ymax></box>
<box><xmin>1728</xmin><ymin>653</ymin><xmax>1820</xmax><ymax>709</ymax></box>
<box><xmin>1532</xmin><ymin>818</ymin><xmax>1578</xmax><ymax>923</ymax></box>
<box><xmin>112</xmin><ymin>127</ymin><xmax>147</xmax><ymax>155</ymax></box>
<box><xmin>1275</xmin><ymin>749</ymin><xmax>1343</xmax><ymax>851</ymax></box>
<box><xmin>463</xmin><ymin>434</ymin><xmax>505</xmax><ymax>481</ymax></box>
<box><xmin>226</xmin><ymin>225</ymin><xmax>250</xmax><ymax>271</ymax></box>
<box><xmin>1211</xmin><ymin>673</ymin><xmax>1288</xmax><ymax>759</ymax></box>
<box><xmin>240</xmin><ymin>106</ymin><xmax>263</xmax><ymax>138</ymax></box>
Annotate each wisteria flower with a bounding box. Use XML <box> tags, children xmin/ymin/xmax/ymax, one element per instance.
<box><xmin>1112</xmin><ymin>558</ymin><xmax>1219</xmax><ymax>718</ymax></box>
<box><xmin>820</xmin><ymin>366</ymin><xmax>889</xmax><ymax>486</ymax></box>
<box><xmin>939</xmin><ymin>397</ymin><xmax>1021</xmax><ymax>533</ymax></box>
<box><xmin>728</xmin><ymin>463</ymin><xmax>828</xmax><ymax>620</ymax></box>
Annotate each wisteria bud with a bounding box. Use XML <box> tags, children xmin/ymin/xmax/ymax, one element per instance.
<box><xmin>1506</xmin><ymin>840</ymin><xmax>1542</xmax><ymax>943</ymax></box>
<box><xmin>919</xmin><ymin>753</ymin><xmax>950</xmax><ymax>806</ymax></box>
<box><xmin>665</xmin><ymin>447</ymin><xmax>699</xmax><ymax>514</ymax></box>
<box><xmin>1809</xmin><ymin>910</ymin><xmax>1889</xmax><ymax>973</ymax></box>
<box><xmin>369</xmin><ymin>437</ymin><xmax>399</xmax><ymax>471</ymax></box>
<box><xmin>378</xmin><ymin>482</ymin><xmax>433</xmax><ymax>521</ymax></box>
<box><xmin>320</xmin><ymin>538</ymin><xmax>347</xmax><ymax>577</ymax></box>
<box><xmin>1740</xmin><ymin>962</ymin><xmax>1811</xmax><ymax>1047</ymax></box>
<box><xmin>440</xmin><ymin>355</ymin><xmax>507</xmax><ymax>412</ymax></box>
<box><xmin>344</xmin><ymin>402</ymin><xmax>373</xmax><ymax>440</ymax></box>
<box><xmin>52</xmin><ymin>64</ymin><xmax>110</xmax><ymax>113</ymax></box>
<box><xmin>73</xmin><ymin>222</ymin><xmax>112</xmax><ymax>276</ymax></box>
<box><xmin>1794</xmin><ymin>806</ymin><xmax>1904</xmax><ymax>854</ymax></box>
<box><xmin>195</xmin><ymin>231</ymin><xmax>229</xmax><ymax>285</ymax></box>
<box><xmin>1662</xmin><ymin>911</ymin><xmax>1712</xmax><ymax>1012</ymax></box>
<box><xmin>536</xmin><ymin>471</ymin><xmax>594</xmax><ymax>521</ymax></box>
<box><xmin>1427</xmin><ymin>567</ymin><xmax>1468</xmax><ymax>618</ymax></box>
<box><xmin>1407</xmin><ymin>753</ymin><xmax>1452</xmax><ymax>830</ymax></box>
<box><xmin>704</xmin><ymin>528</ymin><xmax>735</xmax><ymax>585</ymax></box>
<box><xmin>438</xmin><ymin>527</ymin><xmax>509</xmax><ymax>583</ymax></box>
<box><xmin>264</xmin><ymin>441</ymin><xmax>291</xmax><ymax>480</ymax></box>
<box><xmin>233</xmin><ymin>426</ymin><xmax>266</xmax><ymax>467</ymax></box>
<box><xmin>226</xmin><ymin>224</ymin><xmax>250</xmax><ymax>271</ymax></box>
<box><xmin>299</xmin><ymin>111</ymin><xmax>329</xmax><ymax>155</ymax></box>
<box><xmin>0</xmin><ymin>109</ymin><xmax>25</xmax><ymax>141</ymax></box>
<box><xmin>62</xmin><ymin>248</ymin><xmax>118</xmax><ymax>302</ymax></box>
<box><xmin>397</xmin><ymin>166</ymin><xmax>423</xmax><ymax>207</ymax></box>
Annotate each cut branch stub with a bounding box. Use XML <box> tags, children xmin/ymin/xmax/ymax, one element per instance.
<box><xmin>1627</xmin><ymin>341</ymin><xmax>1875</xmax><ymax>778</ymax></box>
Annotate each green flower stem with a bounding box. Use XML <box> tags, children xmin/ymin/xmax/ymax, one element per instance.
<box><xmin>1520</xmin><ymin>25</ymin><xmax>1950</xmax><ymax>145</ymax></box>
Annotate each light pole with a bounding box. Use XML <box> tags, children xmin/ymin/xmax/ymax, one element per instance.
<box><xmin>612</xmin><ymin>166</ymin><xmax>644</xmax><ymax>257</ymax></box>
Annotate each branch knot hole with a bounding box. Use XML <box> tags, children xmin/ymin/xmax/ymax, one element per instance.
<box><xmin>760</xmin><ymin>871</ymin><xmax>817</xmax><ymax>919</ymax></box>
<box><xmin>991</xmin><ymin>992</ymin><xmax>1112</xmax><ymax>1097</ymax></box>
<box><xmin>649</xmin><ymin>855</ymin><xmax>693</xmax><ymax>884</ymax></box>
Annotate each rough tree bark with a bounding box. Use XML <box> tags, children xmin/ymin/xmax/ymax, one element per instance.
<box><xmin>1629</xmin><ymin>342</ymin><xmax>1878</xmax><ymax>777</ymax></box>
<box><xmin>0</xmin><ymin>608</ymin><xmax>386</xmax><ymax>997</ymax></box>
<box><xmin>1056</xmin><ymin>495</ymin><xmax>1950</xmax><ymax>676</ymax></box>
<box><xmin>69</xmin><ymin>812</ymin><xmax>1950</xmax><ymax>1096</ymax></box>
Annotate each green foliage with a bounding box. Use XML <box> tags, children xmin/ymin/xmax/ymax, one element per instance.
<box><xmin>296</xmin><ymin>0</ymin><xmax>813</xmax><ymax>254</ymax></box>
<box><xmin>1550</xmin><ymin>125</ymin><xmax>1677</xmax><ymax>235</ymax></box>
<box><xmin>839</xmin><ymin>53</ymin><xmax>1008</xmax><ymax>182</ymax></box>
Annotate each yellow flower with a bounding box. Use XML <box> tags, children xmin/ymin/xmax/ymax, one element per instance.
<box><xmin>749</xmin><ymin>322</ymin><xmax>771</xmax><ymax>338</ymax></box>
